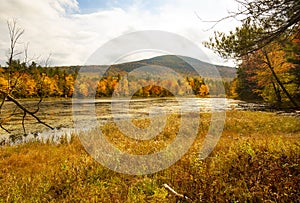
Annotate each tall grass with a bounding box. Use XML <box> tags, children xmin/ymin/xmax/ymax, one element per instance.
<box><xmin>0</xmin><ymin>111</ymin><xmax>299</xmax><ymax>202</ymax></box>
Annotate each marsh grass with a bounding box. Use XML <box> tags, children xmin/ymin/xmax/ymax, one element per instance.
<box><xmin>101</xmin><ymin>115</ymin><xmax>182</xmax><ymax>155</ymax></box>
<box><xmin>0</xmin><ymin>111</ymin><xmax>299</xmax><ymax>202</ymax></box>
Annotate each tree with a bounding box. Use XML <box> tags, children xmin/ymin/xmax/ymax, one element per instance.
<box><xmin>260</xmin><ymin>43</ymin><xmax>298</xmax><ymax>106</ymax></box>
<box><xmin>285</xmin><ymin>34</ymin><xmax>300</xmax><ymax>98</ymax></box>
<box><xmin>205</xmin><ymin>0</ymin><xmax>300</xmax><ymax>58</ymax></box>
<box><xmin>233</xmin><ymin>43</ymin><xmax>297</xmax><ymax>103</ymax></box>
<box><xmin>0</xmin><ymin>19</ymin><xmax>53</xmax><ymax>139</ymax></box>
<box><xmin>205</xmin><ymin>0</ymin><xmax>300</xmax><ymax>107</ymax></box>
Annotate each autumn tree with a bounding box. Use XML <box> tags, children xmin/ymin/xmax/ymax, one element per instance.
<box><xmin>230</xmin><ymin>54</ymin><xmax>263</xmax><ymax>100</ymax></box>
<box><xmin>285</xmin><ymin>34</ymin><xmax>300</xmax><ymax>99</ymax></box>
<box><xmin>205</xmin><ymin>0</ymin><xmax>300</xmax><ymax>107</ymax></box>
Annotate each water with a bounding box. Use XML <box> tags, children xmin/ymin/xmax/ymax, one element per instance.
<box><xmin>0</xmin><ymin>98</ymin><xmax>268</xmax><ymax>145</ymax></box>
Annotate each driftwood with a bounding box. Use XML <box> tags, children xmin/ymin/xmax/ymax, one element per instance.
<box><xmin>163</xmin><ymin>183</ymin><xmax>193</xmax><ymax>202</ymax></box>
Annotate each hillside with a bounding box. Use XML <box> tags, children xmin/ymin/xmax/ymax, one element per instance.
<box><xmin>108</xmin><ymin>55</ymin><xmax>236</xmax><ymax>80</ymax></box>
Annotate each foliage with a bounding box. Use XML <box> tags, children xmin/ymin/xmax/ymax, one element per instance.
<box><xmin>0</xmin><ymin>111</ymin><xmax>299</xmax><ymax>202</ymax></box>
<box><xmin>0</xmin><ymin>66</ymin><xmax>212</xmax><ymax>98</ymax></box>
<box><xmin>205</xmin><ymin>0</ymin><xmax>300</xmax><ymax>107</ymax></box>
<box><xmin>205</xmin><ymin>0</ymin><xmax>300</xmax><ymax>58</ymax></box>
<box><xmin>0</xmin><ymin>65</ymin><xmax>78</xmax><ymax>98</ymax></box>
<box><xmin>231</xmin><ymin>39</ymin><xmax>300</xmax><ymax>105</ymax></box>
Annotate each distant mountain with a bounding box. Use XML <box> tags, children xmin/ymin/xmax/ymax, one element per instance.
<box><xmin>110</xmin><ymin>55</ymin><xmax>236</xmax><ymax>80</ymax></box>
<box><xmin>144</xmin><ymin>55</ymin><xmax>236</xmax><ymax>79</ymax></box>
<box><xmin>82</xmin><ymin>55</ymin><xmax>237</xmax><ymax>80</ymax></box>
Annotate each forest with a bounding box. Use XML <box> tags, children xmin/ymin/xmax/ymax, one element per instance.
<box><xmin>0</xmin><ymin>62</ymin><xmax>211</xmax><ymax>98</ymax></box>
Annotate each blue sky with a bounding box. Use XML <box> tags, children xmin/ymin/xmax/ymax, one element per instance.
<box><xmin>77</xmin><ymin>0</ymin><xmax>162</xmax><ymax>13</ymax></box>
<box><xmin>77</xmin><ymin>0</ymin><xmax>111</xmax><ymax>12</ymax></box>
<box><xmin>0</xmin><ymin>0</ymin><xmax>240</xmax><ymax>66</ymax></box>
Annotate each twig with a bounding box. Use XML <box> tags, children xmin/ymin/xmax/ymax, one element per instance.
<box><xmin>0</xmin><ymin>123</ymin><xmax>10</xmax><ymax>134</ymax></box>
<box><xmin>163</xmin><ymin>183</ymin><xmax>193</xmax><ymax>202</ymax></box>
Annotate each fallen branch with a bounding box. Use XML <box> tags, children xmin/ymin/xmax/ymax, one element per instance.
<box><xmin>163</xmin><ymin>183</ymin><xmax>193</xmax><ymax>202</ymax></box>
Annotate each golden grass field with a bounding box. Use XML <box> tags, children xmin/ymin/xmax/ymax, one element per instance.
<box><xmin>0</xmin><ymin>111</ymin><xmax>299</xmax><ymax>202</ymax></box>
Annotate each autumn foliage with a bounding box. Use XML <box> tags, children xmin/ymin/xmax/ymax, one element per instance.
<box><xmin>0</xmin><ymin>62</ymin><xmax>76</xmax><ymax>98</ymax></box>
<box><xmin>0</xmin><ymin>63</ymin><xmax>210</xmax><ymax>99</ymax></box>
<box><xmin>230</xmin><ymin>37</ymin><xmax>300</xmax><ymax>106</ymax></box>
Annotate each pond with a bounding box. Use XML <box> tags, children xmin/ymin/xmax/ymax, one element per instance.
<box><xmin>0</xmin><ymin>97</ymin><xmax>268</xmax><ymax>145</ymax></box>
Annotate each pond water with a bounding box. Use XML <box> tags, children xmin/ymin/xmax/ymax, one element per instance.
<box><xmin>0</xmin><ymin>97</ymin><xmax>268</xmax><ymax>145</ymax></box>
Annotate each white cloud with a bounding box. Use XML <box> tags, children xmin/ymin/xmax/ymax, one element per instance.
<box><xmin>0</xmin><ymin>0</ymin><xmax>240</xmax><ymax>67</ymax></box>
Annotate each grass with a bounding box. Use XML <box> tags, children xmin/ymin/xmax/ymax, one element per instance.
<box><xmin>0</xmin><ymin>111</ymin><xmax>299</xmax><ymax>202</ymax></box>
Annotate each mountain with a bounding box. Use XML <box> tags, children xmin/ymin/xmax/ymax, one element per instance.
<box><xmin>81</xmin><ymin>55</ymin><xmax>236</xmax><ymax>80</ymax></box>
<box><xmin>109</xmin><ymin>55</ymin><xmax>236</xmax><ymax>80</ymax></box>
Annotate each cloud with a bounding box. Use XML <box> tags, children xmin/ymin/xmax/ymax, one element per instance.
<box><xmin>0</xmin><ymin>0</ymin><xmax>80</xmax><ymax>65</ymax></box>
<box><xmin>0</xmin><ymin>0</ymin><xmax>240</xmax><ymax>67</ymax></box>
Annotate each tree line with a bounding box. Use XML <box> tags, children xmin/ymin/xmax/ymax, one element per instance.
<box><xmin>0</xmin><ymin>63</ymin><xmax>211</xmax><ymax>98</ymax></box>
<box><xmin>0</xmin><ymin>61</ymin><xmax>77</xmax><ymax>98</ymax></box>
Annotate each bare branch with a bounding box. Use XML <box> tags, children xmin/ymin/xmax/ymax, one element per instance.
<box><xmin>204</xmin><ymin>0</ymin><xmax>300</xmax><ymax>58</ymax></box>
<box><xmin>0</xmin><ymin>90</ymin><xmax>54</xmax><ymax>130</ymax></box>
<box><xmin>0</xmin><ymin>106</ymin><xmax>17</xmax><ymax>134</ymax></box>
<box><xmin>7</xmin><ymin>19</ymin><xmax>25</xmax><ymax>67</ymax></box>
<box><xmin>0</xmin><ymin>123</ymin><xmax>10</xmax><ymax>134</ymax></box>
<box><xmin>0</xmin><ymin>97</ymin><xmax>6</xmax><ymax>110</ymax></box>
<box><xmin>44</xmin><ymin>53</ymin><xmax>52</xmax><ymax>68</ymax></box>
<box><xmin>0</xmin><ymin>19</ymin><xmax>54</xmax><ymax>138</ymax></box>
<box><xmin>31</xmin><ymin>96</ymin><xmax>43</xmax><ymax>115</ymax></box>
<box><xmin>23</xmin><ymin>42</ymin><xmax>29</xmax><ymax>65</ymax></box>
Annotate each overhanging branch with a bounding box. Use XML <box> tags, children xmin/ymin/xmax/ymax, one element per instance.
<box><xmin>0</xmin><ymin>90</ymin><xmax>54</xmax><ymax>131</ymax></box>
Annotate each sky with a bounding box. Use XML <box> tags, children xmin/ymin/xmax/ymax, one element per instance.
<box><xmin>0</xmin><ymin>0</ymin><xmax>241</xmax><ymax>67</ymax></box>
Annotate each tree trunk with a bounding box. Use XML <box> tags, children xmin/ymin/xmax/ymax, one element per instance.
<box><xmin>271</xmin><ymin>81</ymin><xmax>282</xmax><ymax>104</ymax></box>
<box><xmin>263</xmin><ymin>49</ymin><xmax>299</xmax><ymax>108</ymax></box>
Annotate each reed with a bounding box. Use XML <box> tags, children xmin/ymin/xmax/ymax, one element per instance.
<box><xmin>0</xmin><ymin>111</ymin><xmax>299</xmax><ymax>202</ymax></box>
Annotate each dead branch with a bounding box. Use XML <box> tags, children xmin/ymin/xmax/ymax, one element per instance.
<box><xmin>0</xmin><ymin>90</ymin><xmax>54</xmax><ymax>131</ymax></box>
<box><xmin>7</xmin><ymin>19</ymin><xmax>25</xmax><ymax>67</ymax></box>
<box><xmin>163</xmin><ymin>184</ymin><xmax>193</xmax><ymax>202</ymax></box>
<box><xmin>0</xmin><ymin>123</ymin><xmax>10</xmax><ymax>134</ymax></box>
<box><xmin>0</xmin><ymin>19</ymin><xmax>54</xmax><ymax>137</ymax></box>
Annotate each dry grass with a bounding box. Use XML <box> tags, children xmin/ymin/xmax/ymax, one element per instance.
<box><xmin>0</xmin><ymin>111</ymin><xmax>299</xmax><ymax>202</ymax></box>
